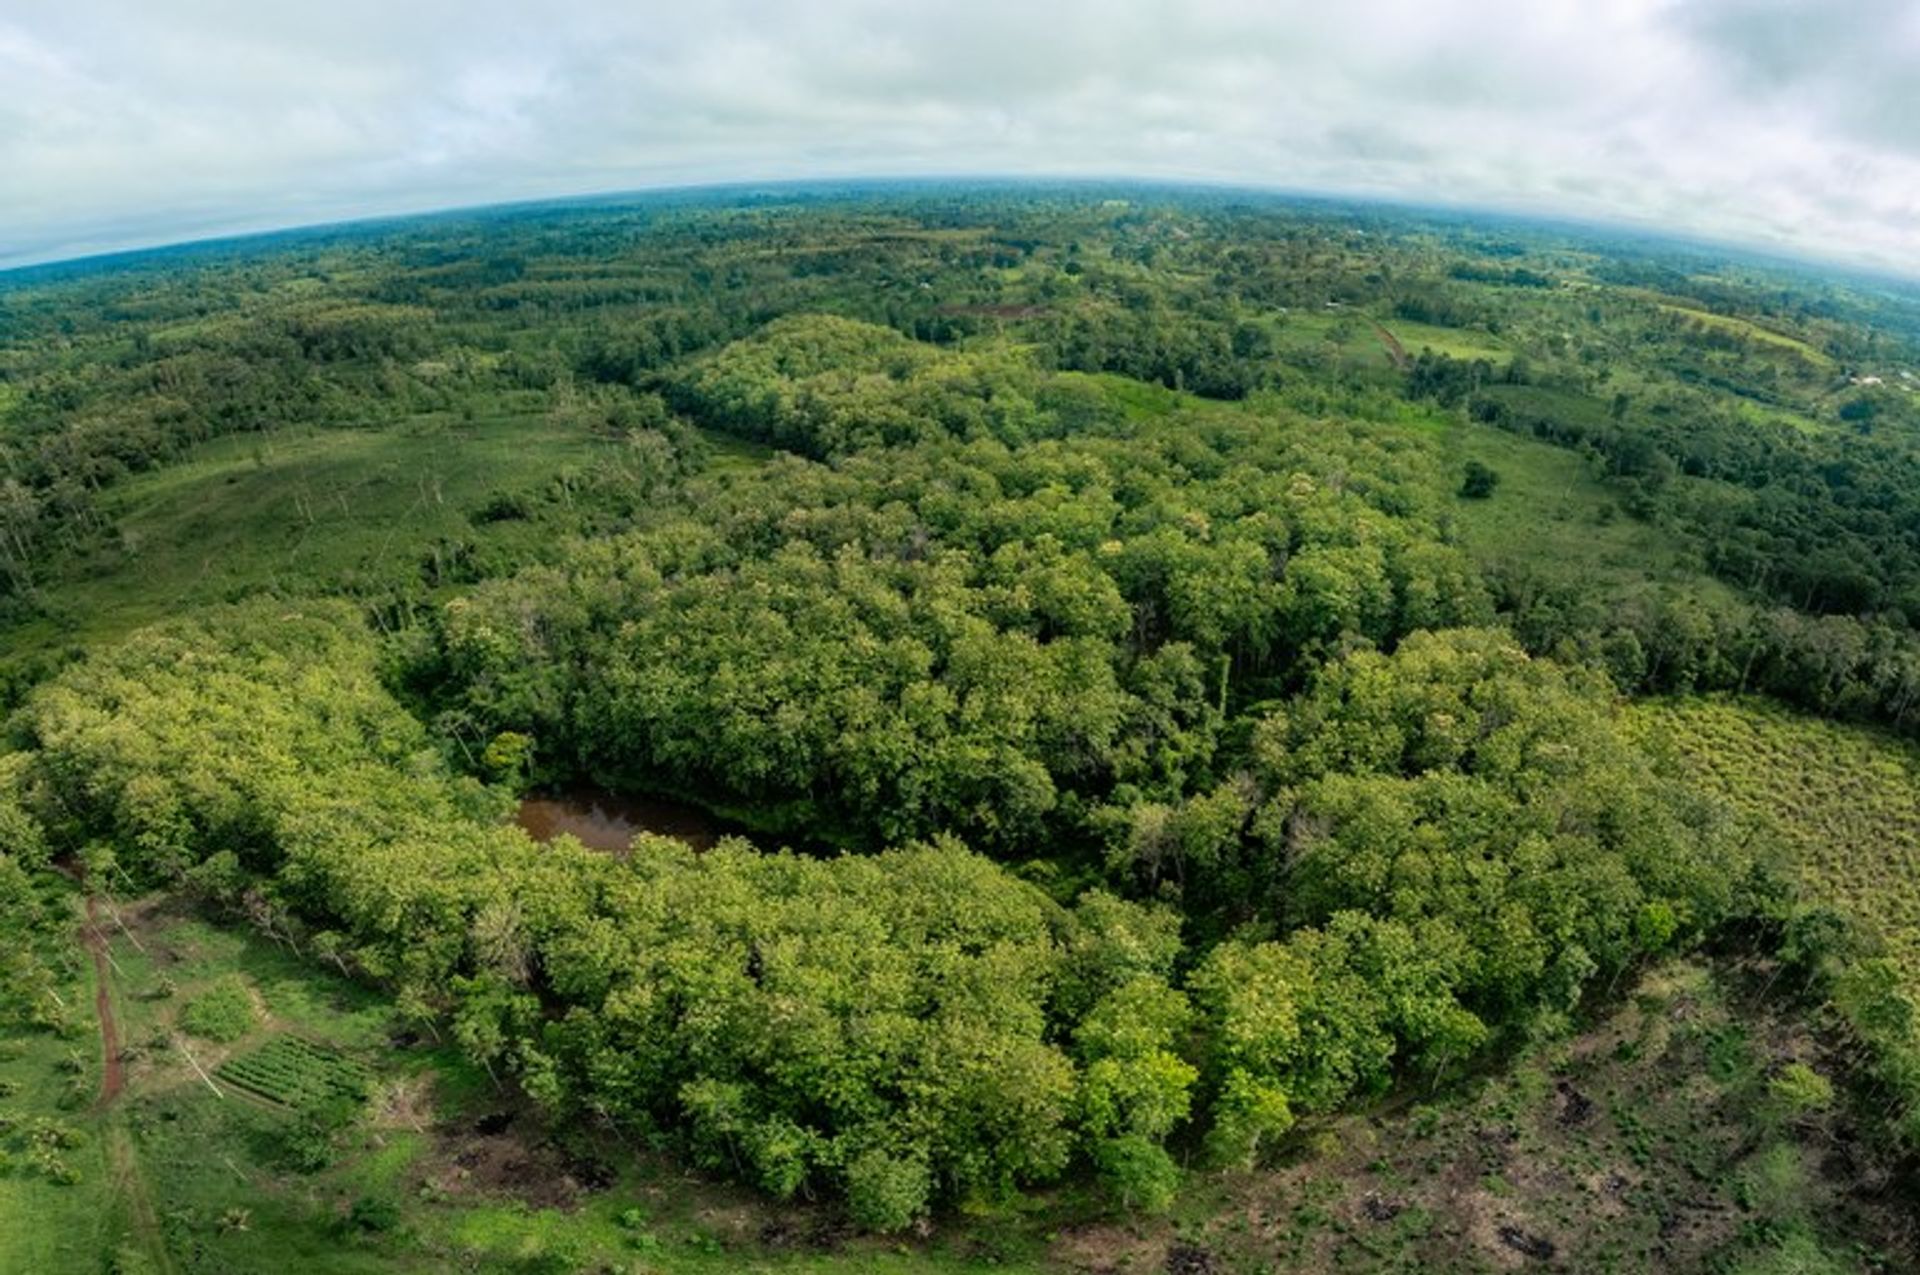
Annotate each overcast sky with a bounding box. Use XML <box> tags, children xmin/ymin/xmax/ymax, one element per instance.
<box><xmin>2</xmin><ymin>0</ymin><xmax>1916</xmax><ymax>272</ymax></box>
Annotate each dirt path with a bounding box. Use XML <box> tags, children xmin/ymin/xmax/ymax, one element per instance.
<box><xmin>1372</xmin><ymin>320</ymin><xmax>1411</xmax><ymax>372</ymax></box>
<box><xmin>82</xmin><ymin>895</ymin><xmax>175</xmax><ymax>1272</ymax></box>
<box><xmin>106</xmin><ymin>1123</ymin><xmax>173</xmax><ymax>1272</ymax></box>
<box><xmin>83</xmin><ymin>895</ymin><xmax>125</xmax><ymax>1109</ymax></box>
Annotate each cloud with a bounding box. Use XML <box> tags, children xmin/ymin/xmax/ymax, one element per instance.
<box><xmin>0</xmin><ymin>0</ymin><xmax>1916</xmax><ymax>271</ymax></box>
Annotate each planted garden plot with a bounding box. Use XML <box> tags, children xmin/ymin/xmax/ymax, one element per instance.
<box><xmin>215</xmin><ymin>1036</ymin><xmax>370</xmax><ymax>1109</ymax></box>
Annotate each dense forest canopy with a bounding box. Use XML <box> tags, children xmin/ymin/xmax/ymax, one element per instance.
<box><xmin>4</xmin><ymin>185</ymin><xmax>1920</xmax><ymax>1270</ymax></box>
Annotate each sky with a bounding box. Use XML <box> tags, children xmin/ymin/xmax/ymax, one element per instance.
<box><xmin>2</xmin><ymin>0</ymin><xmax>1917</xmax><ymax>272</ymax></box>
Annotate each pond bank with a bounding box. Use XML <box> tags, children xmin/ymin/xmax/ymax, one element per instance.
<box><xmin>514</xmin><ymin>787</ymin><xmax>740</xmax><ymax>853</ymax></box>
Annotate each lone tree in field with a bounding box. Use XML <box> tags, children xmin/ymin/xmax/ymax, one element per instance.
<box><xmin>1460</xmin><ymin>460</ymin><xmax>1500</xmax><ymax>499</ymax></box>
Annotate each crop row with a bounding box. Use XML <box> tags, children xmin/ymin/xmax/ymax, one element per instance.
<box><xmin>215</xmin><ymin>1036</ymin><xmax>370</xmax><ymax>1109</ymax></box>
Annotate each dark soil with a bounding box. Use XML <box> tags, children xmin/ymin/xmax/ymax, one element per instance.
<box><xmin>1362</xmin><ymin>1192</ymin><xmax>1404</xmax><ymax>1222</ymax></box>
<box><xmin>1134</xmin><ymin>958</ymin><xmax>1918</xmax><ymax>1274</ymax></box>
<box><xmin>1163</xmin><ymin>1241</ymin><xmax>1216</xmax><ymax>1274</ymax></box>
<box><xmin>1556</xmin><ymin>1080</ymin><xmax>1596</xmax><ymax>1126</ymax></box>
<box><xmin>426</xmin><ymin>1104</ymin><xmax>618</xmax><ymax>1210</ymax></box>
<box><xmin>1498</xmin><ymin>1225</ymin><xmax>1556</xmax><ymax>1260</ymax></box>
<box><xmin>564</xmin><ymin>1152</ymin><xmax>616</xmax><ymax>1191</ymax></box>
<box><xmin>758</xmin><ymin>1215</ymin><xmax>852</xmax><ymax>1251</ymax></box>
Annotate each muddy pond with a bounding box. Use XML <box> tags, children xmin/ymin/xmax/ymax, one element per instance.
<box><xmin>515</xmin><ymin>787</ymin><xmax>738</xmax><ymax>853</ymax></box>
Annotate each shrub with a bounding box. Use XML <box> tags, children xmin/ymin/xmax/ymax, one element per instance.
<box><xmin>343</xmin><ymin>1194</ymin><xmax>400</xmax><ymax>1234</ymax></box>
<box><xmin>180</xmin><ymin>976</ymin><xmax>258</xmax><ymax>1043</ymax></box>
<box><xmin>1090</xmin><ymin>1134</ymin><xmax>1181</xmax><ymax>1213</ymax></box>
<box><xmin>1459</xmin><ymin>459</ymin><xmax>1500</xmax><ymax>498</ymax></box>
<box><xmin>1766</xmin><ymin>1062</ymin><xmax>1835</xmax><ymax>1121</ymax></box>
<box><xmin>844</xmin><ymin>1148</ymin><xmax>932</xmax><ymax>1233</ymax></box>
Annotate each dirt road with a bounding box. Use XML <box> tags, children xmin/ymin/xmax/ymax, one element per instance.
<box><xmin>1372</xmin><ymin>320</ymin><xmax>1411</xmax><ymax>372</ymax></box>
<box><xmin>82</xmin><ymin>895</ymin><xmax>174</xmax><ymax>1271</ymax></box>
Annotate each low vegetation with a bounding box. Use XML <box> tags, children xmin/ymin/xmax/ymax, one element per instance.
<box><xmin>1636</xmin><ymin>697</ymin><xmax>1920</xmax><ymax>990</ymax></box>
<box><xmin>180</xmin><ymin>976</ymin><xmax>259</xmax><ymax>1043</ymax></box>
<box><xmin>216</xmin><ymin>1036</ymin><xmax>371</xmax><ymax>1110</ymax></box>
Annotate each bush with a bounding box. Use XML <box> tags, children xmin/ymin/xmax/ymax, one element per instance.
<box><xmin>279</xmin><ymin>1095</ymin><xmax>361</xmax><ymax>1173</ymax></box>
<box><xmin>180</xmin><ymin>976</ymin><xmax>258</xmax><ymax>1043</ymax></box>
<box><xmin>1090</xmin><ymin>1135</ymin><xmax>1181</xmax><ymax>1212</ymax></box>
<box><xmin>1766</xmin><ymin>1062</ymin><xmax>1835</xmax><ymax>1121</ymax></box>
<box><xmin>342</xmin><ymin>1194</ymin><xmax>400</xmax><ymax>1234</ymax></box>
<box><xmin>1459</xmin><ymin>459</ymin><xmax>1500</xmax><ymax>499</ymax></box>
<box><xmin>844</xmin><ymin>1148</ymin><xmax>932</xmax><ymax>1233</ymax></box>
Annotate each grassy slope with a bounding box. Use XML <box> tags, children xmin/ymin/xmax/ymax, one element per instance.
<box><xmin>1634</xmin><ymin>695</ymin><xmax>1920</xmax><ymax>990</ymax></box>
<box><xmin>1268</xmin><ymin>311</ymin><xmax>1510</xmax><ymax>378</ymax></box>
<box><xmin>2</xmin><ymin>408</ymin><xmax>624</xmax><ymax>674</ymax></box>
<box><xmin>1622</xmin><ymin>290</ymin><xmax>1837</xmax><ymax>370</ymax></box>
<box><xmin>1436</xmin><ymin>418</ymin><xmax>1731</xmax><ymax>599</ymax></box>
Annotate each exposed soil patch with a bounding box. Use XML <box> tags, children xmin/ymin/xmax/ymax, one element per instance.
<box><xmin>1372</xmin><ymin>320</ymin><xmax>1411</xmax><ymax>372</ymax></box>
<box><xmin>1497</xmin><ymin>1225</ymin><xmax>1556</xmax><ymax>1261</ymax></box>
<box><xmin>100</xmin><ymin>892</ymin><xmax>198</xmax><ymax>967</ymax></box>
<box><xmin>757</xmin><ymin>1213</ymin><xmax>852</xmax><ymax>1252</ymax></box>
<box><xmin>1163</xmin><ymin>1240</ymin><xmax>1217</xmax><ymax>1274</ymax></box>
<box><xmin>1052</xmin><ymin>1220</ymin><xmax>1170</xmax><ymax>1273</ymax></box>
<box><xmin>1362</xmin><ymin>1191</ymin><xmax>1404</xmax><ymax>1222</ymax></box>
<box><xmin>371</xmin><ymin>1073</ymin><xmax>434</xmax><ymax>1132</ymax></box>
<box><xmin>1555</xmin><ymin>1079</ymin><xmax>1595</xmax><ymax>1126</ymax></box>
<box><xmin>473</xmin><ymin>1110</ymin><xmax>513</xmax><ymax>1136</ymax></box>
<box><xmin>567</xmin><ymin>1151</ymin><xmax>617</xmax><ymax>1191</ymax></box>
<box><xmin>421</xmin><ymin>1098</ymin><xmax>618</xmax><ymax>1210</ymax></box>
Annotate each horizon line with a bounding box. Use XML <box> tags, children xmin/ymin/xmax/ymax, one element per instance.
<box><xmin>2</xmin><ymin>173</ymin><xmax>1915</xmax><ymax>290</ymax></box>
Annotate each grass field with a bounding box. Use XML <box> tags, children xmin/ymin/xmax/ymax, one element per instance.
<box><xmin>1634</xmin><ymin>696</ymin><xmax>1920</xmax><ymax>993</ymax></box>
<box><xmin>0</xmin><ymin>406</ymin><xmax>644</xmax><ymax>683</ymax></box>
<box><xmin>1269</xmin><ymin>310</ymin><xmax>1510</xmax><ymax>377</ymax></box>
<box><xmin>1624</xmin><ymin>291</ymin><xmax>1836</xmax><ymax>370</ymax></box>
<box><xmin>0</xmin><ymin>958</ymin><xmax>123</xmax><ymax>1275</ymax></box>
<box><xmin>1430</xmin><ymin>415</ymin><xmax>1737</xmax><ymax>604</ymax></box>
<box><xmin>1386</xmin><ymin>317</ymin><xmax>1513</xmax><ymax>364</ymax></box>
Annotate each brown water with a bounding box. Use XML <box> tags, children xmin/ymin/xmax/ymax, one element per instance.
<box><xmin>515</xmin><ymin>787</ymin><xmax>734</xmax><ymax>853</ymax></box>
